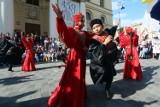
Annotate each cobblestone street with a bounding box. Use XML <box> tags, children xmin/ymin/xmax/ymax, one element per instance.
<box><xmin>0</xmin><ymin>59</ymin><xmax>160</xmax><ymax>107</ymax></box>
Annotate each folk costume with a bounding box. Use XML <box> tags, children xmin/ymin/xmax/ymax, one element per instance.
<box><xmin>48</xmin><ymin>12</ymin><xmax>93</xmax><ymax>107</ymax></box>
<box><xmin>21</xmin><ymin>35</ymin><xmax>36</xmax><ymax>71</ymax></box>
<box><xmin>119</xmin><ymin>27</ymin><xmax>143</xmax><ymax>80</ymax></box>
<box><xmin>0</xmin><ymin>38</ymin><xmax>19</xmax><ymax>71</ymax></box>
<box><xmin>89</xmin><ymin>32</ymin><xmax>115</xmax><ymax>86</ymax></box>
<box><xmin>88</xmin><ymin>19</ymin><xmax>117</xmax><ymax>99</ymax></box>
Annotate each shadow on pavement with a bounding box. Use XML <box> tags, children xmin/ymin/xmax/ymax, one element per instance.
<box><xmin>86</xmin><ymin>84</ymin><xmax>158</xmax><ymax>107</ymax></box>
<box><xmin>112</xmin><ymin>65</ymin><xmax>159</xmax><ymax>98</ymax></box>
<box><xmin>0</xmin><ymin>91</ymin><xmax>49</xmax><ymax>107</ymax></box>
<box><xmin>36</xmin><ymin>65</ymin><xmax>65</xmax><ymax>71</ymax></box>
<box><xmin>0</xmin><ymin>75</ymin><xmax>35</xmax><ymax>85</ymax></box>
<box><xmin>85</xmin><ymin>65</ymin><xmax>159</xmax><ymax>107</ymax></box>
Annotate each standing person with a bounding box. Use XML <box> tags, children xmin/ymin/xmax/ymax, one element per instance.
<box><xmin>0</xmin><ymin>33</ymin><xmax>16</xmax><ymax>71</ymax></box>
<box><xmin>119</xmin><ymin>27</ymin><xmax>143</xmax><ymax>80</ymax></box>
<box><xmin>48</xmin><ymin>4</ymin><xmax>93</xmax><ymax>107</ymax></box>
<box><xmin>21</xmin><ymin>32</ymin><xmax>36</xmax><ymax>72</ymax></box>
<box><xmin>88</xmin><ymin>19</ymin><xmax>116</xmax><ymax>99</ymax></box>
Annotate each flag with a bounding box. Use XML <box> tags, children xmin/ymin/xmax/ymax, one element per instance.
<box><xmin>150</xmin><ymin>0</ymin><xmax>160</xmax><ymax>21</ymax></box>
<box><xmin>142</xmin><ymin>0</ymin><xmax>153</xmax><ymax>3</ymax></box>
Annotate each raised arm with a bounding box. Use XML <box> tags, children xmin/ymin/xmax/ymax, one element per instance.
<box><xmin>51</xmin><ymin>4</ymin><xmax>63</xmax><ymax>19</ymax></box>
<box><xmin>51</xmin><ymin>4</ymin><xmax>78</xmax><ymax>48</ymax></box>
<box><xmin>21</xmin><ymin>32</ymin><xmax>28</xmax><ymax>48</ymax></box>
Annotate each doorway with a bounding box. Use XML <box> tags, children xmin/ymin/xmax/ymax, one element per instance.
<box><xmin>25</xmin><ymin>23</ymin><xmax>40</xmax><ymax>35</ymax></box>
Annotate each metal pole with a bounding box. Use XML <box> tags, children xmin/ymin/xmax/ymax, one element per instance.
<box><xmin>119</xmin><ymin>10</ymin><xmax>121</xmax><ymax>29</ymax></box>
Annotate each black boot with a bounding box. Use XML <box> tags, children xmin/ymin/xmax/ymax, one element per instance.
<box><xmin>8</xmin><ymin>64</ymin><xmax>14</xmax><ymax>72</ymax></box>
<box><xmin>105</xmin><ymin>89</ymin><xmax>111</xmax><ymax>99</ymax></box>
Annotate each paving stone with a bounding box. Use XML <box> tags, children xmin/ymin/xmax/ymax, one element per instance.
<box><xmin>0</xmin><ymin>59</ymin><xmax>160</xmax><ymax>107</ymax></box>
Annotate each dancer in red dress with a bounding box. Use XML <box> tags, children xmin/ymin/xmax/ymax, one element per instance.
<box><xmin>119</xmin><ymin>27</ymin><xmax>143</xmax><ymax>80</ymax></box>
<box><xmin>21</xmin><ymin>33</ymin><xmax>36</xmax><ymax>71</ymax></box>
<box><xmin>48</xmin><ymin>4</ymin><xmax>93</xmax><ymax>107</ymax></box>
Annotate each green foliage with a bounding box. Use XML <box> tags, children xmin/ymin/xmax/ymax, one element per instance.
<box><xmin>119</xmin><ymin>27</ymin><xmax>124</xmax><ymax>32</ymax></box>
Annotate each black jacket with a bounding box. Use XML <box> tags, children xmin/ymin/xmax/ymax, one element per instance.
<box><xmin>0</xmin><ymin>39</ymin><xmax>23</xmax><ymax>64</ymax></box>
<box><xmin>88</xmin><ymin>39</ymin><xmax>117</xmax><ymax>84</ymax></box>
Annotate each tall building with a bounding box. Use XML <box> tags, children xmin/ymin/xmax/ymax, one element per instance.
<box><xmin>85</xmin><ymin>0</ymin><xmax>113</xmax><ymax>31</ymax></box>
<box><xmin>0</xmin><ymin>0</ymin><xmax>113</xmax><ymax>38</ymax></box>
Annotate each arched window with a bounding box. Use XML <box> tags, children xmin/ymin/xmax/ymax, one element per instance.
<box><xmin>100</xmin><ymin>0</ymin><xmax>104</xmax><ymax>7</ymax></box>
<box><xmin>101</xmin><ymin>16</ymin><xmax>105</xmax><ymax>23</ymax></box>
<box><xmin>86</xmin><ymin>12</ymin><xmax>91</xmax><ymax>20</ymax></box>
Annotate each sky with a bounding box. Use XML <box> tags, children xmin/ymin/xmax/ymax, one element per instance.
<box><xmin>112</xmin><ymin>0</ymin><xmax>148</xmax><ymax>27</ymax></box>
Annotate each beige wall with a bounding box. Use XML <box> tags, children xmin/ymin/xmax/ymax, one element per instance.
<box><xmin>13</xmin><ymin>0</ymin><xmax>113</xmax><ymax>35</ymax></box>
<box><xmin>14</xmin><ymin>0</ymin><xmax>49</xmax><ymax>35</ymax></box>
<box><xmin>89</xmin><ymin>0</ymin><xmax>112</xmax><ymax>9</ymax></box>
<box><xmin>85</xmin><ymin>0</ymin><xmax>113</xmax><ymax>31</ymax></box>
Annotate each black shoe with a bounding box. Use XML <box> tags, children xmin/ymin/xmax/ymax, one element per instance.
<box><xmin>8</xmin><ymin>69</ymin><xmax>14</xmax><ymax>72</ymax></box>
<box><xmin>105</xmin><ymin>89</ymin><xmax>111</xmax><ymax>99</ymax></box>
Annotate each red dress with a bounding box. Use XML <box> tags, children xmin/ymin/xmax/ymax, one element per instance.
<box><xmin>119</xmin><ymin>32</ymin><xmax>143</xmax><ymax>80</ymax></box>
<box><xmin>21</xmin><ymin>36</ymin><xmax>36</xmax><ymax>71</ymax></box>
<box><xmin>48</xmin><ymin>18</ymin><xmax>93</xmax><ymax>107</ymax></box>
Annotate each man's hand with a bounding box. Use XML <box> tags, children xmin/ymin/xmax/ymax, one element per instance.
<box><xmin>103</xmin><ymin>35</ymin><xmax>113</xmax><ymax>45</ymax></box>
<box><xmin>52</xmin><ymin>4</ymin><xmax>63</xmax><ymax>19</ymax></box>
<box><xmin>115</xmin><ymin>20</ymin><xmax>119</xmax><ymax>26</ymax></box>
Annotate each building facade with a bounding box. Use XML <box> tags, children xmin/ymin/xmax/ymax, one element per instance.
<box><xmin>0</xmin><ymin>0</ymin><xmax>113</xmax><ymax>38</ymax></box>
<box><xmin>85</xmin><ymin>0</ymin><xmax>113</xmax><ymax>31</ymax></box>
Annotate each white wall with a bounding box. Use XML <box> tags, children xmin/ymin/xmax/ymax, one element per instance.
<box><xmin>0</xmin><ymin>0</ymin><xmax>14</xmax><ymax>35</ymax></box>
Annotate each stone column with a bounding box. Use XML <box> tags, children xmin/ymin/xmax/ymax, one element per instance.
<box><xmin>80</xmin><ymin>1</ymin><xmax>87</xmax><ymax>31</ymax></box>
<box><xmin>0</xmin><ymin>0</ymin><xmax>14</xmax><ymax>34</ymax></box>
<box><xmin>49</xmin><ymin>0</ymin><xmax>58</xmax><ymax>38</ymax></box>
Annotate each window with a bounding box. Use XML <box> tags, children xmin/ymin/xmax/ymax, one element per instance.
<box><xmin>100</xmin><ymin>0</ymin><xmax>104</xmax><ymax>7</ymax></box>
<box><xmin>101</xmin><ymin>16</ymin><xmax>105</xmax><ymax>23</ymax></box>
<box><xmin>26</xmin><ymin>0</ymin><xmax>39</xmax><ymax>6</ymax></box>
<box><xmin>86</xmin><ymin>12</ymin><xmax>91</xmax><ymax>20</ymax></box>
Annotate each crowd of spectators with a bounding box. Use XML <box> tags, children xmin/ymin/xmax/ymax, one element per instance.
<box><xmin>1</xmin><ymin>32</ymin><xmax>69</xmax><ymax>65</ymax></box>
<box><xmin>1</xmin><ymin>31</ymin><xmax>159</xmax><ymax>66</ymax></box>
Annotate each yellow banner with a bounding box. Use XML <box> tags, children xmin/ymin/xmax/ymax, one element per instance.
<box><xmin>142</xmin><ymin>0</ymin><xmax>153</xmax><ymax>3</ymax></box>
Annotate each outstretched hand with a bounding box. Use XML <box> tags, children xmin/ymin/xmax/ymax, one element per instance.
<box><xmin>52</xmin><ymin>4</ymin><xmax>63</xmax><ymax>19</ymax></box>
<box><xmin>115</xmin><ymin>20</ymin><xmax>119</xmax><ymax>26</ymax></box>
<box><xmin>21</xmin><ymin>31</ymin><xmax>25</xmax><ymax>36</ymax></box>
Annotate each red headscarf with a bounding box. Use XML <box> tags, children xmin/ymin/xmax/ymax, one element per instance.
<box><xmin>126</xmin><ymin>27</ymin><xmax>133</xmax><ymax>33</ymax></box>
<box><xmin>73</xmin><ymin>12</ymin><xmax>84</xmax><ymax>23</ymax></box>
<box><xmin>73</xmin><ymin>12</ymin><xmax>85</xmax><ymax>30</ymax></box>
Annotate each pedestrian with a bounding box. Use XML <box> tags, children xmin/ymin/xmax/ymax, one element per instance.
<box><xmin>0</xmin><ymin>33</ymin><xmax>20</xmax><ymax>71</ymax></box>
<box><xmin>21</xmin><ymin>32</ymin><xmax>36</xmax><ymax>72</ymax></box>
<box><xmin>119</xmin><ymin>27</ymin><xmax>143</xmax><ymax>80</ymax></box>
<box><xmin>48</xmin><ymin>4</ymin><xmax>93</xmax><ymax>107</ymax></box>
<box><xmin>88</xmin><ymin>19</ymin><xmax>117</xmax><ymax>99</ymax></box>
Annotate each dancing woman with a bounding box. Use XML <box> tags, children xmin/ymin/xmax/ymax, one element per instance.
<box><xmin>21</xmin><ymin>33</ymin><xmax>36</xmax><ymax>71</ymax></box>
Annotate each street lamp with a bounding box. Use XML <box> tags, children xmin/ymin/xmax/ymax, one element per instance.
<box><xmin>117</xmin><ymin>0</ymin><xmax>125</xmax><ymax>29</ymax></box>
<box><xmin>118</xmin><ymin>5</ymin><xmax>125</xmax><ymax>29</ymax></box>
